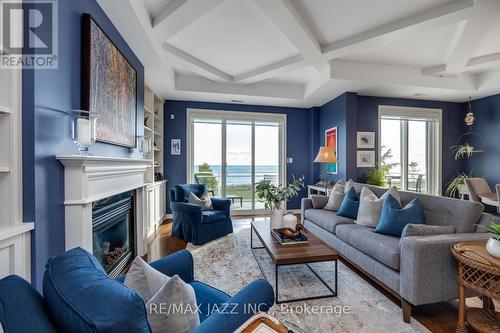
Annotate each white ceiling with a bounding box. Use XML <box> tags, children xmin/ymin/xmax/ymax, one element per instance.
<box><xmin>98</xmin><ymin>0</ymin><xmax>500</xmax><ymax>108</ymax></box>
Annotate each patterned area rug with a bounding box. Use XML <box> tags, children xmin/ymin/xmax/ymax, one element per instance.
<box><xmin>187</xmin><ymin>225</ymin><xmax>429</xmax><ymax>333</ymax></box>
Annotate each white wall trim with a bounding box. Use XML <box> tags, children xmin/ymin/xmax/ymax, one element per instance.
<box><xmin>378</xmin><ymin>105</ymin><xmax>442</xmax><ymax>195</ymax></box>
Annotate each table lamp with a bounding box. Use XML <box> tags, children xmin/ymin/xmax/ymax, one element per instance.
<box><xmin>314</xmin><ymin>146</ymin><xmax>337</xmax><ymax>193</ymax></box>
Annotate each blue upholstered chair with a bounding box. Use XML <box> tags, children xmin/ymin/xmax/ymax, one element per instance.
<box><xmin>0</xmin><ymin>248</ymin><xmax>274</xmax><ymax>333</ymax></box>
<box><xmin>170</xmin><ymin>184</ymin><xmax>233</xmax><ymax>245</ymax></box>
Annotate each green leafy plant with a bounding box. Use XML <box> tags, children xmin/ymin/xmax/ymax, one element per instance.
<box><xmin>196</xmin><ymin>163</ymin><xmax>218</xmax><ymax>194</ymax></box>
<box><xmin>478</xmin><ymin>222</ymin><xmax>500</xmax><ymax>241</ymax></box>
<box><xmin>451</xmin><ymin>143</ymin><xmax>476</xmax><ymax>160</ymax></box>
<box><xmin>365</xmin><ymin>167</ymin><xmax>387</xmax><ymax>186</ymax></box>
<box><xmin>445</xmin><ymin>172</ymin><xmax>471</xmax><ymax>198</ymax></box>
<box><xmin>255</xmin><ymin>176</ymin><xmax>304</xmax><ymax>211</ymax></box>
<box><xmin>365</xmin><ymin>146</ymin><xmax>398</xmax><ymax>187</ymax></box>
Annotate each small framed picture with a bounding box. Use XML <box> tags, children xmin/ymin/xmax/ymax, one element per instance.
<box><xmin>171</xmin><ymin>139</ymin><xmax>181</xmax><ymax>155</ymax></box>
<box><xmin>357</xmin><ymin>131</ymin><xmax>375</xmax><ymax>149</ymax></box>
<box><xmin>357</xmin><ymin>151</ymin><xmax>375</xmax><ymax>167</ymax></box>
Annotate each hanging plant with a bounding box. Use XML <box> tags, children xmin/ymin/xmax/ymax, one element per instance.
<box><xmin>450</xmin><ymin>143</ymin><xmax>476</xmax><ymax>160</ymax></box>
<box><xmin>445</xmin><ymin>172</ymin><xmax>471</xmax><ymax>198</ymax></box>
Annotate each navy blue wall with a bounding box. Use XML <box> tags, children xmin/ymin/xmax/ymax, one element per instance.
<box><xmin>317</xmin><ymin>92</ymin><xmax>357</xmax><ymax>182</ymax></box>
<box><xmin>163</xmin><ymin>101</ymin><xmax>314</xmax><ymax>209</ymax></box>
<box><xmin>356</xmin><ymin>96</ymin><xmax>465</xmax><ymax>191</ymax></box>
<box><xmin>25</xmin><ymin>0</ymin><xmax>144</xmax><ymax>289</ymax></box>
<box><xmin>464</xmin><ymin>93</ymin><xmax>500</xmax><ymax>188</ymax></box>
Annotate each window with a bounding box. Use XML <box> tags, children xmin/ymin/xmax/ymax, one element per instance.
<box><xmin>379</xmin><ymin>106</ymin><xmax>442</xmax><ymax>195</ymax></box>
<box><xmin>187</xmin><ymin>109</ymin><xmax>286</xmax><ymax>213</ymax></box>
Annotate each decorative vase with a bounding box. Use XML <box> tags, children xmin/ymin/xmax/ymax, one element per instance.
<box><xmin>270</xmin><ymin>208</ymin><xmax>284</xmax><ymax>231</ymax></box>
<box><xmin>486</xmin><ymin>237</ymin><xmax>500</xmax><ymax>259</ymax></box>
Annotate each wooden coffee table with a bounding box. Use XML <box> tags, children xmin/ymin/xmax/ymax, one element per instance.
<box><xmin>251</xmin><ymin>221</ymin><xmax>338</xmax><ymax>304</ymax></box>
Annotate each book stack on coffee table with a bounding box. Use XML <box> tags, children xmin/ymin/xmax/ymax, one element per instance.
<box><xmin>272</xmin><ymin>227</ymin><xmax>308</xmax><ymax>245</ymax></box>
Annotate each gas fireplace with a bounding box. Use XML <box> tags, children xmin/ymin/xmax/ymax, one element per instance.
<box><xmin>92</xmin><ymin>191</ymin><xmax>135</xmax><ymax>278</ymax></box>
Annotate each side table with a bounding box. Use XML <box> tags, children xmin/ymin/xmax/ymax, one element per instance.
<box><xmin>451</xmin><ymin>242</ymin><xmax>500</xmax><ymax>333</ymax></box>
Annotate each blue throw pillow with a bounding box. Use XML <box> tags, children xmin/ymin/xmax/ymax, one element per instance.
<box><xmin>374</xmin><ymin>195</ymin><xmax>424</xmax><ymax>237</ymax></box>
<box><xmin>43</xmin><ymin>247</ymin><xmax>151</xmax><ymax>333</ymax></box>
<box><xmin>336</xmin><ymin>187</ymin><xmax>360</xmax><ymax>219</ymax></box>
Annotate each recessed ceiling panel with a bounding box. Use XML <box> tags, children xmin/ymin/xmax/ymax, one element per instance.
<box><xmin>341</xmin><ymin>22</ymin><xmax>463</xmax><ymax>69</ymax></box>
<box><xmin>167</xmin><ymin>0</ymin><xmax>299</xmax><ymax>77</ymax></box>
<box><xmin>264</xmin><ymin>65</ymin><xmax>317</xmax><ymax>84</ymax></box>
<box><xmin>291</xmin><ymin>0</ymin><xmax>454</xmax><ymax>46</ymax></box>
<box><xmin>473</xmin><ymin>12</ymin><xmax>500</xmax><ymax>57</ymax></box>
<box><xmin>143</xmin><ymin>0</ymin><xmax>173</xmax><ymax>18</ymax></box>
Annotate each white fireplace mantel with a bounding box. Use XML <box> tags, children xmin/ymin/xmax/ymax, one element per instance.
<box><xmin>56</xmin><ymin>155</ymin><xmax>151</xmax><ymax>255</ymax></box>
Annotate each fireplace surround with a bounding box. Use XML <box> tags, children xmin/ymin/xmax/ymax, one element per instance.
<box><xmin>56</xmin><ymin>155</ymin><xmax>151</xmax><ymax>267</ymax></box>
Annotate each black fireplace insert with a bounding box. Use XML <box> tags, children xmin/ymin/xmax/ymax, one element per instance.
<box><xmin>92</xmin><ymin>191</ymin><xmax>134</xmax><ymax>278</ymax></box>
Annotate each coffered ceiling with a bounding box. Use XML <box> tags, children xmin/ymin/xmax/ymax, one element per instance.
<box><xmin>97</xmin><ymin>0</ymin><xmax>500</xmax><ymax>107</ymax></box>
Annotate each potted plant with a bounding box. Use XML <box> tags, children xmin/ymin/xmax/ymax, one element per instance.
<box><xmin>445</xmin><ymin>172</ymin><xmax>471</xmax><ymax>198</ymax></box>
<box><xmin>255</xmin><ymin>176</ymin><xmax>304</xmax><ymax>230</ymax></box>
<box><xmin>480</xmin><ymin>222</ymin><xmax>500</xmax><ymax>259</ymax></box>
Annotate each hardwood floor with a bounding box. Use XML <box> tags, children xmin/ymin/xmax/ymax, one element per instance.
<box><xmin>147</xmin><ymin>216</ymin><xmax>494</xmax><ymax>333</ymax></box>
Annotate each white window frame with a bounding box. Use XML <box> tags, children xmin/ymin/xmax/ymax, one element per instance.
<box><xmin>186</xmin><ymin>108</ymin><xmax>287</xmax><ymax>214</ymax></box>
<box><xmin>378</xmin><ymin>105</ymin><xmax>442</xmax><ymax>195</ymax></box>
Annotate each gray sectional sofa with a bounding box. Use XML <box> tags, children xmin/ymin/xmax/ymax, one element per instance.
<box><xmin>301</xmin><ymin>182</ymin><xmax>499</xmax><ymax>323</ymax></box>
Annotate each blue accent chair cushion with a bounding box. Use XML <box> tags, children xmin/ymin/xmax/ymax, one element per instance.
<box><xmin>337</xmin><ymin>187</ymin><xmax>360</xmax><ymax>219</ymax></box>
<box><xmin>171</xmin><ymin>184</ymin><xmax>233</xmax><ymax>245</ymax></box>
<box><xmin>202</xmin><ymin>210</ymin><xmax>227</xmax><ymax>224</ymax></box>
<box><xmin>175</xmin><ymin>184</ymin><xmax>206</xmax><ymax>202</ymax></box>
<box><xmin>43</xmin><ymin>247</ymin><xmax>151</xmax><ymax>333</ymax></box>
<box><xmin>0</xmin><ymin>275</ymin><xmax>56</xmax><ymax>333</ymax></box>
<box><xmin>374</xmin><ymin>195</ymin><xmax>424</xmax><ymax>237</ymax></box>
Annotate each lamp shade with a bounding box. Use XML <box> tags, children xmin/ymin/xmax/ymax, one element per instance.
<box><xmin>314</xmin><ymin>146</ymin><xmax>337</xmax><ymax>163</ymax></box>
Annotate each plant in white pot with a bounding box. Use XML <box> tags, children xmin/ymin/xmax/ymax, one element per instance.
<box><xmin>480</xmin><ymin>222</ymin><xmax>500</xmax><ymax>259</ymax></box>
<box><xmin>256</xmin><ymin>176</ymin><xmax>304</xmax><ymax>230</ymax></box>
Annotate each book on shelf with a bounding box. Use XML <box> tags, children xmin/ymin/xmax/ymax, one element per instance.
<box><xmin>272</xmin><ymin>228</ymin><xmax>308</xmax><ymax>245</ymax></box>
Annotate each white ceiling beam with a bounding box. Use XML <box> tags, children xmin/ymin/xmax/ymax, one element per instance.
<box><xmin>233</xmin><ymin>55</ymin><xmax>308</xmax><ymax>84</ymax></box>
<box><xmin>322</xmin><ymin>0</ymin><xmax>475</xmax><ymax>59</ymax></box>
<box><xmin>424</xmin><ymin>0</ymin><xmax>500</xmax><ymax>75</ymax></box>
<box><xmin>176</xmin><ymin>74</ymin><xmax>304</xmax><ymax>99</ymax></box>
<box><xmin>253</xmin><ymin>0</ymin><xmax>327</xmax><ymax>72</ymax></box>
<box><xmin>162</xmin><ymin>43</ymin><xmax>232</xmax><ymax>82</ymax></box>
<box><xmin>464</xmin><ymin>52</ymin><xmax>500</xmax><ymax>72</ymax></box>
<box><xmin>152</xmin><ymin>0</ymin><xmax>227</xmax><ymax>40</ymax></box>
<box><xmin>330</xmin><ymin>59</ymin><xmax>476</xmax><ymax>91</ymax></box>
<box><xmin>304</xmin><ymin>69</ymin><xmax>330</xmax><ymax>98</ymax></box>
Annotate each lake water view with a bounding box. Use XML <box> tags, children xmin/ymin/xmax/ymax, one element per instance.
<box><xmin>195</xmin><ymin>165</ymin><xmax>279</xmax><ymax>185</ymax></box>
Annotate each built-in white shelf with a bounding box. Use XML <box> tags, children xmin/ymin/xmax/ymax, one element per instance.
<box><xmin>0</xmin><ymin>44</ymin><xmax>9</xmax><ymax>55</ymax></box>
<box><xmin>0</xmin><ymin>166</ymin><xmax>10</xmax><ymax>173</ymax></box>
<box><xmin>0</xmin><ymin>106</ymin><xmax>11</xmax><ymax>114</ymax></box>
<box><xmin>0</xmin><ymin>223</ymin><xmax>34</xmax><ymax>243</ymax></box>
<box><xmin>144</xmin><ymin>84</ymin><xmax>164</xmax><ymax>184</ymax></box>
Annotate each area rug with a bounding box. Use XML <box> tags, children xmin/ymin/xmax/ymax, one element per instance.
<box><xmin>187</xmin><ymin>226</ymin><xmax>429</xmax><ymax>333</ymax></box>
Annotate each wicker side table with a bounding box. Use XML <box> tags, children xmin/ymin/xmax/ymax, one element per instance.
<box><xmin>451</xmin><ymin>242</ymin><xmax>500</xmax><ymax>333</ymax></box>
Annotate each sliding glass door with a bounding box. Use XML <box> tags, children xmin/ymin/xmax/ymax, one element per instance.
<box><xmin>379</xmin><ymin>106</ymin><xmax>442</xmax><ymax>195</ymax></box>
<box><xmin>188</xmin><ymin>110</ymin><xmax>285</xmax><ymax>213</ymax></box>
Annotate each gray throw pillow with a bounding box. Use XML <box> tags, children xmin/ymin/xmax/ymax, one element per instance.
<box><xmin>146</xmin><ymin>275</ymin><xmax>200</xmax><ymax>333</ymax></box>
<box><xmin>401</xmin><ymin>224</ymin><xmax>456</xmax><ymax>239</ymax></box>
<box><xmin>124</xmin><ymin>256</ymin><xmax>170</xmax><ymax>301</ymax></box>
<box><xmin>188</xmin><ymin>192</ymin><xmax>213</xmax><ymax>210</ymax></box>
<box><xmin>324</xmin><ymin>180</ymin><xmax>354</xmax><ymax>211</ymax></box>
<box><xmin>311</xmin><ymin>196</ymin><xmax>328</xmax><ymax>209</ymax></box>
<box><xmin>355</xmin><ymin>186</ymin><xmax>401</xmax><ymax>227</ymax></box>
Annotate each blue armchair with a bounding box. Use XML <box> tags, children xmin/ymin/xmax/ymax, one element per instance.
<box><xmin>170</xmin><ymin>184</ymin><xmax>233</xmax><ymax>245</ymax></box>
<box><xmin>0</xmin><ymin>249</ymin><xmax>275</xmax><ymax>333</ymax></box>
